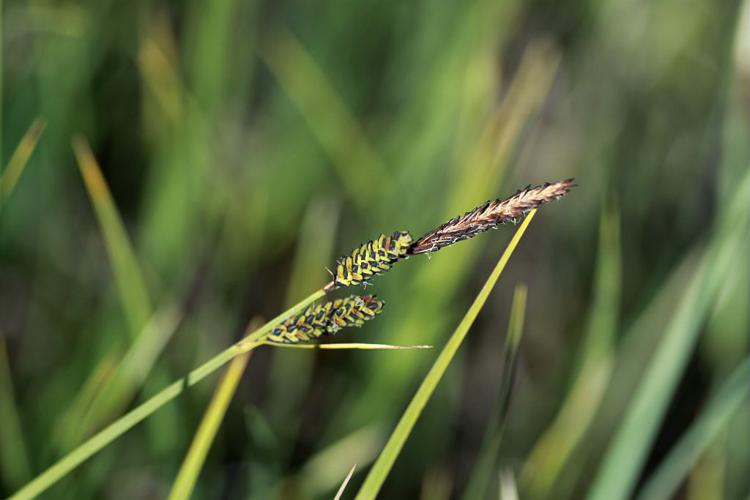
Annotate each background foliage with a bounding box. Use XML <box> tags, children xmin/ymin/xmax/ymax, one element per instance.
<box><xmin>1</xmin><ymin>0</ymin><xmax>749</xmax><ymax>498</ymax></box>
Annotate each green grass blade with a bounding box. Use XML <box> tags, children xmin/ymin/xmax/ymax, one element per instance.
<box><xmin>683</xmin><ymin>444</ymin><xmax>725</xmax><ymax>500</ymax></box>
<box><xmin>259</xmin><ymin>26</ymin><xmax>391</xmax><ymax>206</ymax></box>
<box><xmin>354</xmin><ymin>210</ymin><xmax>537</xmax><ymax>500</ymax></box>
<box><xmin>53</xmin><ymin>352</ymin><xmax>118</xmax><ymax>451</ymax></box>
<box><xmin>68</xmin><ymin>306</ymin><xmax>182</xmax><ymax>447</ymax></box>
<box><xmin>284</xmin><ymin>198</ymin><xmax>340</xmax><ymax>306</ymax></box>
<box><xmin>72</xmin><ymin>136</ymin><xmax>152</xmax><ymax>336</ymax></box>
<box><xmin>9</xmin><ymin>347</ymin><xmax>239</xmax><ymax>500</ymax></box>
<box><xmin>521</xmin><ymin>204</ymin><xmax>621</xmax><ymax>497</ymax></box>
<box><xmin>184</xmin><ymin>0</ymin><xmax>240</xmax><ymax>114</ymax></box>
<box><xmin>0</xmin><ymin>339</ymin><xmax>32</xmax><ymax>489</ymax></box>
<box><xmin>449</xmin><ymin>41</ymin><xmax>560</xmax><ymax>213</ymax></box>
<box><xmin>168</xmin><ymin>350</ymin><xmax>254</xmax><ymax>500</ymax></box>
<box><xmin>587</xmin><ymin>167</ymin><xmax>750</xmax><ymax>500</ymax></box>
<box><xmin>637</xmin><ymin>357</ymin><xmax>750</xmax><ymax>500</ymax></box>
<box><xmin>0</xmin><ymin>119</ymin><xmax>46</xmax><ymax>203</ymax></box>
<box><xmin>9</xmin><ymin>288</ymin><xmax>325</xmax><ymax>500</ymax></box>
<box><xmin>137</xmin><ymin>18</ymin><xmax>184</xmax><ymax>124</ymax></box>
<box><xmin>61</xmin><ymin>139</ymin><xmax>178</xmax><ymax>453</ymax></box>
<box><xmin>334</xmin><ymin>43</ymin><xmax>560</xmax><ymax>438</ymax></box>
<box><xmin>462</xmin><ymin>283</ymin><xmax>528</xmax><ymax>500</ymax></box>
<box><xmin>264</xmin><ymin>196</ymin><xmax>340</xmax><ymax>466</ymax></box>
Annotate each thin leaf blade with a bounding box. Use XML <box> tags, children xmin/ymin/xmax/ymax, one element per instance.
<box><xmin>354</xmin><ymin>210</ymin><xmax>537</xmax><ymax>500</ymax></box>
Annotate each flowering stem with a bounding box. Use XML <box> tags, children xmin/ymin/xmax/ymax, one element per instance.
<box><xmin>10</xmin><ymin>287</ymin><xmax>328</xmax><ymax>500</ymax></box>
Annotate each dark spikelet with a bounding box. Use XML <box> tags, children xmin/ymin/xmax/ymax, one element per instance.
<box><xmin>267</xmin><ymin>295</ymin><xmax>385</xmax><ymax>344</ymax></box>
<box><xmin>326</xmin><ymin>231</ymin><xmax>413</xmax><ymax>290</ymax></box>
<box><xmin>408</xmin><ymin>179</ymin><xmax>574</xmax><ymax>255</ymax></box>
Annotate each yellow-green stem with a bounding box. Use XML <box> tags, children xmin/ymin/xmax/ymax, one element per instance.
<box><xmin>354</xmin><ymin>211</ymin><xmax>536</xmax><ymax>500</ymax></box>
<box><xmin>10</xmin><ymin>288</ymin><xmax>326</xmax><ymax>500</ymax></box>
<box><xmin>168</xmin><ymin>350</ymin><xmax>254</xmax><ymax>500</ymax></box>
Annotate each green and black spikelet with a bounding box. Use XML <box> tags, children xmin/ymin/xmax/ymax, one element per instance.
<box><xmin>267</xmin><ymin>295</ymin><xmax>385</xmax><ymax>344</ymax></box>
<box><xmin>326</xmin><ymin>231</ymin><xmax>413</xmax><ymax>290</ymax></box>
<box><xmin>328</xmin><ymin>294</ymin><xmax>385</xmax><ymax>332</ymax></box>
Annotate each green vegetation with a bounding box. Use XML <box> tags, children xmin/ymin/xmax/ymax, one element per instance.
<box><xmin>2</xmin><ymin>0</ymin><xmax>750</xmax><ymax>498</ymax></box>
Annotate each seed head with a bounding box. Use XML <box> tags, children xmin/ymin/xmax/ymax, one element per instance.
<box><xmin>408</xmin><ymin>179</ymin><xmax>574</xmax><ymax>255</ymax></box>
<box><xmin>328</xmin><ymin>294</ymin><xmax>385</xmax><ymax>332</ymax></box>
<box><xmin>326</xmin><ymin>231</ymin><xmax>413</xmax><ymax>290</ymax></box>
<box><xmin>267</xmin><ymin>295</ymin><xmax>385</xmax><ymax>344</ymax></box>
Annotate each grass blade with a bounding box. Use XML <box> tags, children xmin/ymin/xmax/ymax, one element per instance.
<box><xmin>72</xmin><ymin>136</ymin><xmax>151</xmax><ymax>336</ymax></box>
<box><xmin>168</xmin><ymin>349</ymin><xmax>254</xmax><ymax>500</ymax></box>
<box><xmin>462</xmin><ymin>283</ymin><xmax>528</xmax><ymax>500</ymax></box>
<box><xmin>450</xmin><ymin>41</ymin><xmax>560</xmax><ymax>212</ymax></box>
<box><xmin>60</xmin><ymin>138</ymin><xmax>176</xmax><ymax>454</ymax></box>
<box><xmin>0</xmin><ymin>118</ymin><xmax>47</xmax><ymax>488</ymax></box>
<box><xmin>9</xmin><ymin>288</ymin><xmax>326</xmax><ymax>500</ymax></box>
<box><xmin>685</xmin><ymin>444</ymin><xmax>726</xmax><ymax>500</ymax></box>
<box><xmin>521</xmin><ymin>204</ymin><xmax>621</xmax><ymax>497</ymax></box>
<box><xmin>68</xmin><ymin>306</ymin><xmax>182</xmax><ymax>447</ymax></box>
<box><xmin>334</xmin><ymin>44</ymin><xmax>560</xmax><ymax>437</ymax></box>
<box><xmin>334</xmin><ymin>465</ymin><xmax>357</xmax><ymax>500</ymax></box>
<box><xmin>265</xmin><ymin>196</ymin><xmax>340</xmax><ymax>466</ymax></box>
<box><xmin>0</xmin><ymin>339</ymin><xmax>32</xmax><ymax>489</ymax></box>
<box><xmin>354</xmin><ymin>210</ymin><xmax>536</xmax><ymax>500</ymax></box>
<box><xmin>637</xmin><ymin>357</ymin><xmax>750</xmax><ymax>500</ymax></box>
<box><xmin>0</xmin><ymin>119</ymin><xmax>46</xmax><ymax>203</ymax></box>
<box><xmin>53</xmin><ymin>353</ymin><xmax>118</xmax><ymax>450</ymax></box>
<box><xmin>137</xmin><ymin>16</ymin><xmax>184</xmax><ymax>124</ymax></box>
<box><xmin>10</xmin><ymin>347</ymin><xmax>240</xmax><ymax>500</ymax></box>
<box><xmin>259</xmin><ymin>26</ymin><xmax>391</xmax><ymax>206</ymax></box>
<box><xmin>587</xmin><ymin>167</ymin><xmax>750</xmax><ymax>500</ymax></box>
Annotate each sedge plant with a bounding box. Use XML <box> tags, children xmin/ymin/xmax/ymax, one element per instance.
<box><xmin>10</xmin><ymin>180</ymin><xmax>571</xmax><ymax>499</ymax></box>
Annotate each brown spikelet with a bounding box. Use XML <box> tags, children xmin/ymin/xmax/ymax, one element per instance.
<box><xmin>408</xmin><ymin>179</ymin><xmax>574</xmax><ymax>255</ymax></box>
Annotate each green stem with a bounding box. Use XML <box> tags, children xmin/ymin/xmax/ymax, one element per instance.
<box><xmin>354</xmin><ymin>211</ymin><xmax>536</xmax><ymax>500</ymax></box>
<box><xmin>10</xmin><ymin>287</ymin><xmax>327</xmax><ymax>500</ymax></box>
<box><xmin>461</xmin><ymin>284</ymin><xmax>527</xmax><ymax>500</ymax></box>
<box><xmin>168</xmin><ymin>350</ymin><xmax>254</xmax><ymax>500</ymax></box>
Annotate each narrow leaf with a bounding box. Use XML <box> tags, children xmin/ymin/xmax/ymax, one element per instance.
<box><xmin>0</xmin><ymin>339</ymin><xmax>32</xmax><ymax>488</ymax></box>
<box><xmin>168</xmin><ymin>349</ymin><xmax>255</xmax><ymax>500</ymax></box>
<box><xmin>587</xmin><ymin>167</ymin><xmax>750</xmax><ymax>500</ymax></box>
<box><xmin>521</xmin><ymin>204</ymin><xmax>621</xmax><ymax>497</ymax></box>
<box><xmin>72</xmin><ymin>136</ymin><xmax>151</xmax><ymax>336</ymax></box>
<box><xmin>1</xmin><ymin>119</ymin><xmax>46</xmax><ymax>202</ymax></box>
<box><xmin>354</xmin><ymin>210</ymin><xmax>536</xmax><ymax>500</ymax></box>
<box><xmin>259</xmin><ymin>26</ymin><xmax>390</xmax><ymax>205</ymax></box>
<box><xmin>462</xmin><ymin>283</ymin><xmax>528</xmax><ymax>500</ymax></box>
<box><xmin>9</xmin><ymin>288</ymin><xmax>326</xmax><ymax>500</ymax></box>
<box><xmin>58</xmin><ymin>139</ymin><xmax>177</xmax><ymax>456</ymax></box>
<box><xmin>69</xmin><ymin>306</ymin><xmax>182</xmax><ymax>448</ymax></box>
<box><xmin>637</xmin><ymin>357</ymin><xmax>750</xmax><ymax>500</ymax></box>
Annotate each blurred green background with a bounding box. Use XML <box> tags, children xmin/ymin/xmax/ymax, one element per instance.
<box><xmin>1</xmin><ymin>0</ymin><xmax>750</xmax><ymax>498</ymax></box>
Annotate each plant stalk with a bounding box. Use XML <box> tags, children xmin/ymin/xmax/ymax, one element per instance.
<box><xmin>9</xmin><ymin>287</ymin><xmax>327</xmax><ymax>500</ymax></box>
